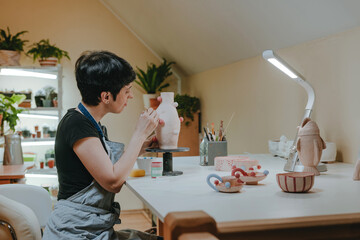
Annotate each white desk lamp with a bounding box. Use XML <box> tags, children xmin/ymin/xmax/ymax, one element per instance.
<box><xmin>262</xmin><ymin>50</ymin><xmax>326</xmax><ymax>172</ymax></box>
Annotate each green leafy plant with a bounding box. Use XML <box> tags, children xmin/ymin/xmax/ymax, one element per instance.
<box><xmin>174</xmin><ymin>94</ymin><xmax>200</xmax><ymax>126</ymax></box>
<box><xmin>0</xmin><ymin>27</ymin><xmax>28</xmax><ymax>51</ymax></box>
<box><xmin>135</xmin><ymin>58</ymin><xmax>175</xmax><ymax>94</ymax></box>
<box><xmin>0</xmin><ymin>94</ymin><xmax>26</xmax><ymax>135</ymax></box>
<box><xmin>42</xmin><ymin>86</ymin><xmax>57</xmax><ymax>100</ymax></box>
<box><xmin>27</xmin><ymin>39</ymin><xmax>70</xmax><ymax>62</ymax></box>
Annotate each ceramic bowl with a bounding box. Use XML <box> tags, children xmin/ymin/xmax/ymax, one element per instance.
<box><xmin>276</xmin><ymin>172</ymin><xmax>315</xmax><ymax>193</ymax></box>
<box><xmin>136</xmin><ymin>157</ymin><xmax>155</xmax><ymax>175</ymax></box>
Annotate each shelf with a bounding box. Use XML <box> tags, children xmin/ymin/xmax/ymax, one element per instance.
<box><xmin>0</xmin><ymin>65</ymin><xmax>59</xmax><ymax>74</ymax></box>
<box><xmin>20</xmin><ymin>107</ymin><xmax>60</xmax><ymax>111</ymax></box>
<box><xmin>22</xmin><ymin>138</ymin><xmax>55</xmax><ymax>142</ymax></box>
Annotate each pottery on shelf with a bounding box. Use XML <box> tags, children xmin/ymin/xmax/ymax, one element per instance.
<box><xmin>354</xmin><ymin>159</ymin><xmax>360</xmax><ymax>181</ymax></box>
<box><xmin>231</xmin><ymin>166</ymin><xmax>269</xmax><ymax>185</ymax></box>
<box><xmin>296</xmin><ymin>118</ymin><xmax>326</xmax><ymax>176</ymax></box>
<box><xmin>276</xmin><ymin>172</ymin><xmax>315</xmax><ymax>193</ymax></box>
<box><xmin>155</xmin><ymin>92</ymin><xmax>180</xmax><ymax>149</ymax></box>
<box><xmin>206</xmin><ymin>173</ymin><xmax>243</xmax><ymax>193</ymax></box>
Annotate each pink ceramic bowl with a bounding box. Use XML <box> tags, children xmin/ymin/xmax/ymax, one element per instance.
<box><xmin>276</xmin><ymin>172</ymin><xmax>315</xmax><ymax>193</ymax></box>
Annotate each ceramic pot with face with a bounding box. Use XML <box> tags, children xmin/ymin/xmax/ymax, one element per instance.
<box><xmin>296</xmin><ymin>118</ymin><xmax>326</xmax><ymax>176</ymax></box>
<box><xmin>155</xmin><ymin>92</ymin><xmax>180</xmax><ymax>149</ymax></box>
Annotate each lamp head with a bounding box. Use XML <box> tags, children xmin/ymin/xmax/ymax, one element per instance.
<box><xmin>262</xmin><ymin>49</ymin><xmax>314</xmax><ymax>111</ymax></box>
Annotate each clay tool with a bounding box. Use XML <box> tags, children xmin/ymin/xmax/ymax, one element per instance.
<box><xmin>207</xmin><ymin>127</ymin><xmax>214</xmax><ymax>141</ymax></box>
<box><xmin>218</xmin><ymin>120</ymin><xmax>224</xmax><ymax>141</ymax></box>
<box><xmin>203</xmin><ymin>127</ymin><xmax>210</xmax><ymax>141</ymax></box>
<box><xmin>220</xmin><ymin>112</ymin><xmax>235</xmax><ymax>141</ymax></box>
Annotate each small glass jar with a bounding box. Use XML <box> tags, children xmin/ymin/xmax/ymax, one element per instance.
<box><xmin>200</xmin><ymin>136</ymin><xmax>208</xmax><ymax>166</ymax></box>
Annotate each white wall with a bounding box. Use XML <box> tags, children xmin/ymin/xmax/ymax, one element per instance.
<box><xmin>186</xmin><ymin>26</ymin><xmax>360</xmax><ymax>164</ymax></box>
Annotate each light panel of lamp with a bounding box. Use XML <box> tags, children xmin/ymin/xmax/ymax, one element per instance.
<box><xmin>267</xmin><ymin>58</ymin><xmax>297</xmax><ymax>79</ymax></box>
<box><xmin>0</xmin><ymin>69</ymin><xmax>57</xmax><ymax>79</ymax></box>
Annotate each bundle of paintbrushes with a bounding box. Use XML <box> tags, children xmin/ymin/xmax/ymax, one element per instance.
<box><xmin>203</xmin><ymin>112</ymin><xmax>235</xmax><ymax>142</ymax></box>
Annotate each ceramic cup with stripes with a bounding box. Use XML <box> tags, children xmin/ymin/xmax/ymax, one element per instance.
<box><xmin>276</xmin><ymin>172</ymin><xmax>315</xmax><ymax>193</ymax></box>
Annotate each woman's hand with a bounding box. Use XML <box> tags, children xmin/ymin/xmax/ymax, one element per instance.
<box><xmin>135</xmin><ymin>108</ymin><xmax>160</xmax><ymax>139</ymax></box>
<box><xmin>139</xmin><ymin>134</ymin><xmax>159</xmax><ymax>156</ymax></box>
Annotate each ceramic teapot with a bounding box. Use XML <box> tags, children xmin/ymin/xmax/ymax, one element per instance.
<box><xmin>206</xmin><ymin>173</ymin><xmax>243</xmax><ymax>193</ymax></box>
<box><xmin>296</xmin><ymin>118</ymin><xmax>326</xmax><ymax>176</ymax></box>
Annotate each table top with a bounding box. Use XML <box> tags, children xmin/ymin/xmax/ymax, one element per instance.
<box><xmin>126</xmin><ymin>154</ymin><xmax>360</xmax><ymax>223</ymax></box>
<box><xmin>0</xmin><ymin>162</ymin><xmax>34</xmax><ymax>180</ymax></box>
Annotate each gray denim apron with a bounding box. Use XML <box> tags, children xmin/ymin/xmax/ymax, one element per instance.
<box><xmin>43</xmin><ymin>103</ymin><xmax>158</xmax><ymax>240</ymax></box>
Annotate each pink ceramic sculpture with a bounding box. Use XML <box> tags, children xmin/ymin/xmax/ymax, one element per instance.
<box><xmin>296</xmin><ymin>118</ymin><xmax>326</xmax><ymax>176</ymax></box>
<box><xmin>155</xmin><ymin>92</ymin><xmax>180</xmax><ymax>149</ymax></box>
<box><xmin>354</xmin><ymin>159</ymin><xmax>360</xmax><ymax>181</ymax></box>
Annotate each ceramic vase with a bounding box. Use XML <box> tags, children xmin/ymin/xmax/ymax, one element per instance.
<box><xmin>354</xmin><ymin>159</ymin><xmax>360</xmax><ymax>180</ymax></box>
<box><xmin>155</xmin><ymin>92</ymin><xmax>180</xmax><ymax>149</ymax></box>
<box><xmin>296</xmin><ymin>118</ymin><xmax>326</xmax><ymax>176</ymax></box>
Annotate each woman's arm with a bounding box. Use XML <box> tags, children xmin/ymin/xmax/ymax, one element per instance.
<box><xmin>73</xmin><ymin>108</ymin><xmax>159</xmax><ymax>193</ymax></box>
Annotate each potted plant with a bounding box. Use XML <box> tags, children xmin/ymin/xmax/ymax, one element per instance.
<box><xmin>27</xmin><ymin>39</ymin><xmax>70</xmax><ymax>66</ymax></box>
<box><xmin>174</xmin><ymin>94</ymin><xmax>200</xmax><ymax>126</ymax></box>
<box><xmin>41</xmin><ymin>86</ymin><xmax>57</xmax><ymax>107</ymax></box>
<box><xmin>0</xmin><ymin>93</ymin><xmax>26</xmax><ymax>136</ymax></box>
<box><xmin>173</xmin><ymin>94</ymin><xmax>201</xmax><ymax>157</ymax></box>
<box><xmin>34</xmin><ymin>89</ymin><xmax>46</xmax><ymax>107</ymax></box>
<box><xmin>135</xmin><ymin>58</ymin><xmax>175</xmax><ymax>108</ymax></box>
<box><xmin>0</xmin><ymin>27</ymin><xmax>28</xmax><ymax>66</ymax></box>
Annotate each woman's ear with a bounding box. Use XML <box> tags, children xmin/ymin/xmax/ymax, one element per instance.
<box><xmin>100</xmin><ymin>92</ymin><xmax>110</xmax><ymax>104</ymax></box>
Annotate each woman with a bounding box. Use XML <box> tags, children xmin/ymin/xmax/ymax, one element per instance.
<box><xmin>43</xmin><ymin>51</ymin><xmax>162</xmax><ymax>239</ymax></box>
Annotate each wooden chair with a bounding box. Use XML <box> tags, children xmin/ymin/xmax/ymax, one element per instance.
<box><xmin>163</xmin><ymin>210</ymin><xmax>360</xmax><ymax>240</ymax></box>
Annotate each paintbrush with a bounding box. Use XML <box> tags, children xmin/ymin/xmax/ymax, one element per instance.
<box><xmin>220</xmin><ymin>112</ymin><xmax>235</xmax><ymax>141</ymax></box>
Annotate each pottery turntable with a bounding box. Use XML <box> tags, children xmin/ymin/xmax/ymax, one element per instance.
<box><xmin>146</xmin><ymin>147</ymin><xmax>189</xmax><ymax>176</ymax></box>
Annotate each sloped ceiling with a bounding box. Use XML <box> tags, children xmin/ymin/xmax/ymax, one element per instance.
<box><xmin>101</xmin><ymin>0</ymin><xmax>360</xmax><ymax>76</ymax></box>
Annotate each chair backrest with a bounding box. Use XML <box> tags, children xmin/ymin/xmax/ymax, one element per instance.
<box><xmin>0</xmin><ymin>184</ymin><xmax>52</xmax><ymax>228</ymax></box>
<box><xmin>0</xmin><ymin>194</ymin><xmax>42</xmax><ymax>240</ymax></box>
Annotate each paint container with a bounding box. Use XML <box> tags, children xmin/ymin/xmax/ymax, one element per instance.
<box><xmin>151</xmin><ymin>161</ymin><xmax>162</xmax><ymax>178</ymax></box>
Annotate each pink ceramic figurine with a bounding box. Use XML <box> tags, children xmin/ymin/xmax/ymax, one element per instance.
<box><xmin>353</xmin><ymin>159</ymin><xmax>360</xmax><ymax>180</ymax></box>
<box><xmin>296</xmin><ymin>118</ymin><xmax>326</xmax><ymax>176</ymax></box>
<box><xmin>155</xmin><ymin>92</ymin><xmax>180</xmax><ymax>149</ymax></box>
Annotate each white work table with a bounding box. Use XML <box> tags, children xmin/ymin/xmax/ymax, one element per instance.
<box><xmin>125</xmin><ymin>154</ymin><xmax>360</xmax><ymax>224</ymax></box>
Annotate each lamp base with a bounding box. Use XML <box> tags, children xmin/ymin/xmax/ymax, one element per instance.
<box><xmin>284</xmin><ymin>158</ymin><xmax>327</xmax><ymax>172</ymax></box>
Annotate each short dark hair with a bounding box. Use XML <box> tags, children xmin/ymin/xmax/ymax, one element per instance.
<box><xmin>75</xmin><ymin>51</ymin><xmax>135</xmax><ymax>106</ymax></box>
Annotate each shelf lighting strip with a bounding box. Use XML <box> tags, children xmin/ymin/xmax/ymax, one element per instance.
<box><xmin>25</xmin><ymin>174</ymin><xmax>58</xmax><ymax>179</ymax></box>
<box><xmin>0</xmin><ymin>69</ymin><xmax>57</xmax><ymax>79</ymax></box>
<box><xmin>21</xmin><ymin>141</ymin><xmax>55</xmax><ymax>146</ymax></box>
<box><xmin>18</xmin><ymin>113</ymin><xmax>58</xmax><ymax>120</ymax></box>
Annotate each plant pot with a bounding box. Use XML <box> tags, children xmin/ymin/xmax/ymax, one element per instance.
<box><xmin>42</xmin><ymin>99</ymin><xmax>52</xmax><ymax>107</ymax></box>
<box><xmin>35</xmin><ymin>95</ymin><xmax>45</xmax><ymax>107</ymax></box>
<box><xmin>149</xmin><ymin>98</ymin><xmax>160</xmax><ymax>110</ymax></box>
<box><xmin>143</xmin><ymin>94</ymin><xmax>157</xmax><ymax>109</ymax></box>
<box><xmin>39</xmin><ymin>57</ymin><xmax>58</xmax><ymax>67</ymax></box>
<box><xmin>0</xmin><ymin>50</ymin><xmax>21</xmax><ymax>66</ymax></box>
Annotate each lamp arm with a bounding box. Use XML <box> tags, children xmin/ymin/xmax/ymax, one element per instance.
<box><xmin>294</xmin><ymin>77</ymin><xmax>315</xmax><ymax>111</ymax></box>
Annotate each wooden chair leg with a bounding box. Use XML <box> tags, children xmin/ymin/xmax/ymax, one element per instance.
<box><xmin>164</xmin><ymin>211</ymin><xmax>217</xmax><ymax>240</ymax></box>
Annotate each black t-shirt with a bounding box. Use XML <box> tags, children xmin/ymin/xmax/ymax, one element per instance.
<box><xmin>55</xmin><ymin>108</ymin><xmax>100</xmax><ymax>200</ymax></box>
